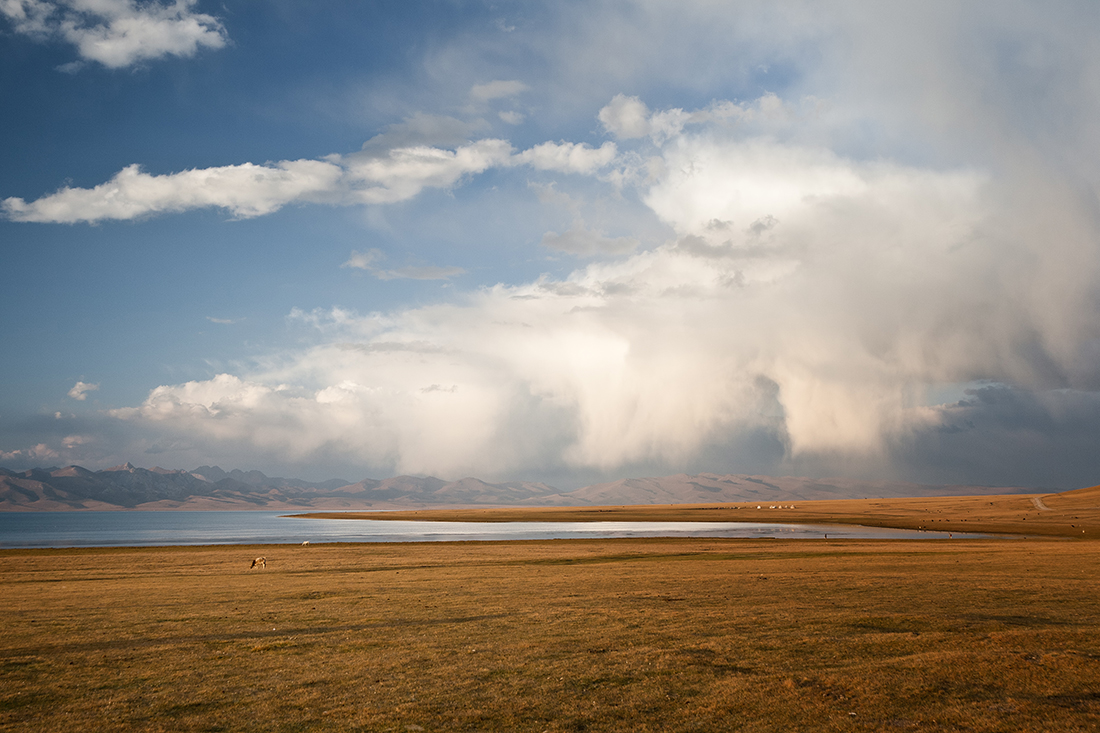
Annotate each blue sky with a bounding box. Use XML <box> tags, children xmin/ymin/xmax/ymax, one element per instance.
<box><xmin>3</xmin><ymin>0</ymin><xmax>1100</xmax><ymax>489</ymax></box>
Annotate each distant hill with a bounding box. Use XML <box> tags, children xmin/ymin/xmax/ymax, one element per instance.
<box><xmin>0</xmin><ymin>463</ymin><xmax>559</xmax><ymax>511</ymax></box>
<box><xmin>0</xmin><ymin>463</ymin><xmax>1040</xmax><ymax>511</ymax></box>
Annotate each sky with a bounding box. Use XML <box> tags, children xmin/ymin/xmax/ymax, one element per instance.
<box><xmin>2</xmin><ymin>0</ymin><xmax>1100</xmax><ymax>489</ymax></box>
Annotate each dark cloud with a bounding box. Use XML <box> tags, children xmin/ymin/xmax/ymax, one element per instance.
<box><xmin>891</xmin><ymin>386</ymin><xmax>1100</xmax><ymax>489</ymax></box>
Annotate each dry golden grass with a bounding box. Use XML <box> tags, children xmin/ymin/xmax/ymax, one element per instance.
<box><xmin>313</xmin><ymin>484</ymin><xmax>1100</xmax><ymax>539</ymax></box>
<box><xmin>2</xmin><ymin>536</ymin><xmax>1099</xmax><ymax>731</ymax></box>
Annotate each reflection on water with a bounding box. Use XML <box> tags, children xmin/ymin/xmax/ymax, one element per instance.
<box><xmin>0</xmin><ymin>511</ymin><xmax>990</xmax><ymax>549</ymax></box>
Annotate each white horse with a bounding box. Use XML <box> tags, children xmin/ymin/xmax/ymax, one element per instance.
<box><xmin>250</xmin><ymin>556</ymin><xmax>266</xmax><ymax>570</ymax></box>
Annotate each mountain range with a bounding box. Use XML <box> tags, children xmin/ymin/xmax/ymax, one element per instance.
<box><xmin>0</xmin><ymin>463</ymin><xmax>1040</xmax><ymax>511</ymax></box>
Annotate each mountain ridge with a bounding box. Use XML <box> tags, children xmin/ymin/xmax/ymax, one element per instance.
<box><xmin>0</xmin><ymin>463</ymin><xmax>1043</xmax><ymax>511</ymax></box>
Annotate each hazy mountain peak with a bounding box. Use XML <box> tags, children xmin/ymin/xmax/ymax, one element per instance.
<box><xmin>0</xmin><ymin>462</ymin><xmax>1041</xmax><ymax>512</ymax></box>
<box><xmin>191</xmin><ymin>466</ymin><xmax>227</xmax><ymax>482</ymax></box>
<box><xmin>50</xmin><ymin>465</ymin><xmax>96</xmax><ymax>478</ymax></box>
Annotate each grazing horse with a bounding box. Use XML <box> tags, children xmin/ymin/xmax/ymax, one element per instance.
<box><xmin>250</xmin><ymin>556</ymin><xmax>266</xmax><ymax>570</ymax></box>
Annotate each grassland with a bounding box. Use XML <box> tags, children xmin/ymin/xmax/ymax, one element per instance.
<box><xmin>3</xmin><ymin>531</ymin><xmax>1100</xmax><ymax>731</ymax></box>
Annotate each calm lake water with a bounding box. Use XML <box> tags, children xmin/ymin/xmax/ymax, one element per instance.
<box><xmin>0</xmin><ymin>511</ymin><xmax>980</xmax><ymax>548</ymax></box>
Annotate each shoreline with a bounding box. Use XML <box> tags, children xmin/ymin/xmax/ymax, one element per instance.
<box><xmin>294</xmin><ymin>484</ymin><xmax>1100</xmax><ymax>539</ymax></box>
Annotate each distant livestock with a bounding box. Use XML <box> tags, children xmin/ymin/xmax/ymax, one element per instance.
<box><xmin>250</xmin><ymin>557</ymin><xmax>266</xmax><ymax>570</ymax></box>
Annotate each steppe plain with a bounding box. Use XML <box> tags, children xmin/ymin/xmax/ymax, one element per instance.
<box><xmin>2</xmin><ymin>486</ymin><xmax>1099</xmax><ymax>731</ymax></box>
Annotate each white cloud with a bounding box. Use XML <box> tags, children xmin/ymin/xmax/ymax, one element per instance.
<box><xmin>107</xmin><ymin>132</ymin><xmax>984</xmax><ymax>474</ymax></box>
<box><xmin>2</xmin><ymin>160</ymin><xmax>344</xmax><ymax>223</ymax></box>
<box><xmin>469</xmin><ymin>79</ymin><xmax>528</xmax><ymax>102</ymax></box>
<box><xmin>0</xmin><ymin>0</ymin><xmax>227</xmax><ymax>69</ymax></box>
<box><xmin>341</xmin><ymin>249</ymin><xmax>384</xmax><ymax>270</ymax></box>
<box><xmin>0</xmin><ymin>443</ymin><xmax>60</xmax><ymax>462</ymax></box>
<box><xmin>5</xmin><ymin>2</ymin><xmax>1093</xmax><ymax>486</ymax></box>
<box><xmin>598</xmin><ymin>94</ymin><xmax>652</xmax><ymax>139</ymax></box>
<box><xmin>3</xmin><ymin>135</ymin><xmax>622</xmax><ymax>223</ymax></box>
<box><xmin>68</xmin><ymin>380</ymin><xmax>98</xmax><ymax>401</ymax></box>
<box><xmin>15</xmin><ymin>74</ymin><xmax>1100</xmax><ymax>482</ymax></box>
<box><xmin>597</xmin><ymin>94</ymin><xmax>693</xmax><ymax>143</ymax></box>
<box><xmin>110</xmin><ymin>90</ymin><xmax>1100</xmax><ymax>482</ymax></box>
<box><xmin>498</xmin><ymin>110</ymin><xmax>525</xmax><ymax>125</ymax></box>
<box><xmin>597</xmin><ymin>93</ymin><xmax>796</xmax><ymax>145</ymax></box>
<box><xmin>110</xmin><ymin>255</ymin><xmax>780</xmax><ymax>476</ymax></box>
<box><xmin>341</xmin><ymin>139</ymin><xmax>515</xmax><ymax>205</ymax></box>
<box><xmin>1</xmin><ymin>139</ymin><xmax>520</xmax><ymax>223</ymax></box>
<box><xmin>644</xmin><ymin>137</ymin><xmax>873</xmax><ymax>238</ymax></box>
<box><xmin>515</xmin><ymin>141</ymin><xmax>618</xmax><ymax>175</ymax></box>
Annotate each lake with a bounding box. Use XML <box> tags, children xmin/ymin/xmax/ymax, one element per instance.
<box><xmin>0</xmin><ymin>511</ymin><xmax>984</xmax><ymax>548</ymax></box>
